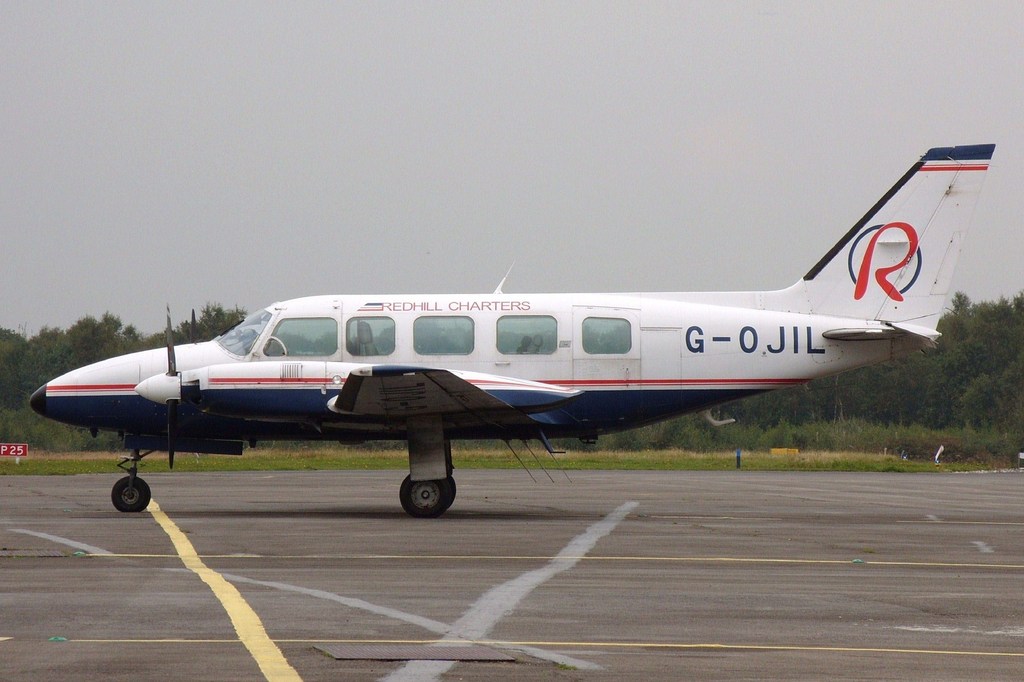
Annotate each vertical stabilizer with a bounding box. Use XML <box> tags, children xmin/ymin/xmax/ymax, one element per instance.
<box><xmin>786</xmin><ymin>144</ymin><xmax>994</xmax><ymax>329</ymax></box>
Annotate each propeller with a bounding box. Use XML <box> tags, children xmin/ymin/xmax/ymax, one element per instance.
<box><xmin>165</xmin><ymin>305</ymin><xmax>178</xmax><ymax>469</ymax></box>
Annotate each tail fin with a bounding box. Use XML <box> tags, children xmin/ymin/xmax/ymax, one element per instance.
<box><xmin>787</xmin><ymin>144</ymin><xmax>994</xmax><ymax>329</ymax></box>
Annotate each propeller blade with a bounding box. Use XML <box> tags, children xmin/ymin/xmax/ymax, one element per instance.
<box><xmin>165</xmin><ymin>305</ymin><xmax>177</xmax><ymax>376</ymax></box>
<box><xmin>165</xmin><ymin>305</ymin><xmax>179</xmax><ymax>467</ymax></box>
<box><xmin>167</xmin><ymin>398</ymin><xmax>178</xmax><ymax>469</ymax></box>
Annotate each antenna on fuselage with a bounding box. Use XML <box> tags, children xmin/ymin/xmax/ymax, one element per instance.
<box><xmin>493</xmin><ymin>261</ymin><xmax>516</xmax><ymax>294</ymax></box>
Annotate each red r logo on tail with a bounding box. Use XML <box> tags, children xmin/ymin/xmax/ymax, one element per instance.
<box><xmin>851</xmin><ymin>222</ymin><xmax>920</xmax><ymax>301</ymax></box>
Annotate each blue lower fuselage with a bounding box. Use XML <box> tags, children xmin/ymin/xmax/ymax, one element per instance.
<box><xmin>40</xmin><ymin>386</ymin><xmax>762</xmax><ymax>443</ymax></box>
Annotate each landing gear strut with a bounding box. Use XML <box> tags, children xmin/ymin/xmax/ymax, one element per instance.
<box><xmin>112</xmin><ymin>449</ymin><xmax>152</xmax><ymax>513</ymax></box>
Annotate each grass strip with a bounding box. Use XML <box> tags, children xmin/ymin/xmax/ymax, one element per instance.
<box><xmin>0</xmin><ymin>447</ymin><xmax>994</xmax><ymax>475</ymax></box>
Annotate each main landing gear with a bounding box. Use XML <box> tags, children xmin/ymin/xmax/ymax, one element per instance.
<box><xmin>112</xmin><ymin>449</ymin><xmax>152</xmax><ymax>513</ymax></box>
<box><xmin>399</xmin><ymin>474</ymin><xmax>457</xmax><ymax>518</ymax></box>
<box><xmin>399</xmin><ymin>416</ymin><xmax>457</xmax><ymax>518</ymax></box>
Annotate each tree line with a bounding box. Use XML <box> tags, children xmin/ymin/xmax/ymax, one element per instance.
<box><xmin>2</xmin><ymin>294</ymin><xmax>1022</xmax><ymax>461</ymax></box>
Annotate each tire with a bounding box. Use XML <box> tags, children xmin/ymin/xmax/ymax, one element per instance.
<box><xmin>399</xmin><ymin>475</ymin><xmax>453</xmax><ymax>518</ymax></box>
<box><xmin>440</xmin><ymin>475</ymin><xmax>457</xmax><ymax>513</ymax></box>
<box><xmin>111</xmin><ymin>475</ymin><xmax>152</xmax><ymax>513</ymax></box>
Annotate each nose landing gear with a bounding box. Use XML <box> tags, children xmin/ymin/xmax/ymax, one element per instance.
<box><xmin>112</xmin><ymin>449</ymin><xmax>152</xmax><ymax>513</ymax></box>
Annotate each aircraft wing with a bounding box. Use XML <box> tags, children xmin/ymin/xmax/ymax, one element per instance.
<box><xmin>140</xmin><ymin>361</ymin><xmax>581</xmax><ymax>431</ymax></box>
<box><xmin>328</xmin><ymin>365</ymin><xmax>581</xmax><ymax>426</ymax></box>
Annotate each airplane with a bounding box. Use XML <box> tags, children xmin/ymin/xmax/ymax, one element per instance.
<box><xmin>30</xmin><ymin>144</ymin><xmax>995</xmax><ymax>518</ymax></box>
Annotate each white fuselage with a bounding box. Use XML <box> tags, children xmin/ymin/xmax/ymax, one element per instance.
<box><xmin>38</xmin><ymin>291</ymin><xmax>919</xmax><ymax>445</ymax></box>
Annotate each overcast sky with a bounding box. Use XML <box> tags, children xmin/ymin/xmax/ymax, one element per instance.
<box><xmin>2</xmin><ymin>1</ymin><xmax>1021</xmax><ymax>335</ymax></box>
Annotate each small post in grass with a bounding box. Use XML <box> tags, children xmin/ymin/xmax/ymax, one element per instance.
<box><xmin>735</xmin><ymin>448</ymin><xmax>741</xmax><ymax>469</ymax></box>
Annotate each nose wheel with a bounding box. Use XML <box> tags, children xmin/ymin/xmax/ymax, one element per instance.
<box><xmin>399</xmin><ymin>475</ymin><xmax>456</xmax><ymax>518</ymax></box>
<box><xmin>112</xmin><ymin>475</ymin><xmax>151</xmax><ymax>512</ymax></box>
<box><xmin>112</xmin><ymin>449</ymin><xmax>152</xmax><ymax>512</ymax></box>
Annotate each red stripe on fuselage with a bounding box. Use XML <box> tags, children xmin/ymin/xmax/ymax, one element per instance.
<box><xmin>46</xmin><ymin>377</ymin><xmax>806</xmax><ymax>394</ymax></box>
<box><xmin>46</xmin><ymin>384</ymin><xmax>137</xmax><ymax>393</ymax></box>
<box><xmin>208</xmin><ymin>377</ymin><xmax>331</xmax><ymax>385</ymax></box>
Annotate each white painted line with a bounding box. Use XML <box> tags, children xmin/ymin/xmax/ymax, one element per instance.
<box><xmin>9</xmin><ymin>529</ymin><xmax>112</xmax><ymax>555</ymax></box>
<box><xmin>926</xmin><ymin>514</ymin><xmax>941</xmax><ymax>522</ymax></box>
<box><xmin>219</xmin><ymin>573</ymin><xmax>450</xmax><ymax>634</ymax></box>
<box><xmin>972</xmin><ymin>541</ymin><xmax>995</xmax><ymax>554</ymax></box>
<box><xmin>382</xmin><ymin>501</ymin><xmax>638</xmax><ymax>681</ymax></box>
<box><xmin>649</xmin><ymin>515</ymin><xmax>782</xmax><ymax>521</ymax></box>
<box><xmin>213</xmin><ymin>571</ymin><xmax>599</xmax><ymax>671</ymax></box>
<box><xmin>5</xmin><ymin>521</ymin><xmax>596</xmax><ymax>670</ymax></box>
<box><xmin>893</xmin><ymin>625</ymin><xmax>1024</xmax><ymax>636</ymax></box>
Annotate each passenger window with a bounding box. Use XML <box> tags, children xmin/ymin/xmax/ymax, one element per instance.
<box><xmin>414</xmin><ymin>316</ymin><xmax>474</xmax><ymax>355</ymax></box>
<box><xmin>497</xmin><ymin>315</ymin><xmax>557</xmax><ymax>355</ymax></box>
<box><xmin>582</xmin><ymin>317</ymin><xmax>631</xmax><ymax>354</ymax></box>
<box><xmin>264</xmin><ymin>317</ymin><xmax>338</xmax><ymax>357</ymax></box>
<box><xmin>346</xmin><ymin>317</ymin><xmax>395</xmax><ymax>356</ymax></box>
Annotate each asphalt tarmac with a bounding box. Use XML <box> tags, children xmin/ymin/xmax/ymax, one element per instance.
<box><xmin>2</xmin><ymin>468</ymin><xmax>1023</xmax><ymax>681</ymax></box>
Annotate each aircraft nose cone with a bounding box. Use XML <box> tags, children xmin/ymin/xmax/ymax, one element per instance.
<box><xmin>30</xmin><ymin>384</ymin><xmax>47</xmax><ymax>416</ymax></box>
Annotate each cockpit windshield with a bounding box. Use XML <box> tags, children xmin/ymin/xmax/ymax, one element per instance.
<box><xmin>216</xmin><ymin>309</ymin><xmax>273</xmax><ymax>356</ymax></box>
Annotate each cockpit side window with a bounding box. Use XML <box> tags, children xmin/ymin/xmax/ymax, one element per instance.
<box><xmin>264</xmin><ymin>317</ymin><xmax>339</xmax><ymax>357</ymax></box>
<box><xmin>216</xmin><ymin>310</ymin><xmax>273</xmax><ymax>356</ymax></box>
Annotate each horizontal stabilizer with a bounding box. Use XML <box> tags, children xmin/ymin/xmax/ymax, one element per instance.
<box><xmin>823</xmin><ymin>321</ymin><xmax>940</xmax><ymax>344</ymax></box>
<box><xmin>890</xmin><ymin>321</ymin><xmax>942</xmax><ymax>342</ymax></box>
<box><xmin>822</xmin><ymin>327</ymin><xmax>905</xmax><ymax>341</ymax></box>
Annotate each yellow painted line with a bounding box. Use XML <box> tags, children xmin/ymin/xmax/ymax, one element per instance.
<box><xmin>147</xmin><ymin>500</ymin><xmax>301</xmax><ymax>682</ymax></box>
<box><xmin>898</xmin><ymin>520</ymin><xmax>1024</xmax><ymax>526</ymax></box>
<box><xmin>90</xmin><ymin>554</ymin><xmax>265</xmax><ymax>559</ymax></box>
<box><xmin>87</xmin><ymin>553</ymin><xmax>1024</xmax><ymax>570</ymax></box>
<box><xmin>45</xmin><ymin>637</ymin><xmax>1024</xmax><ymax>659</ymax></box>
<box><xmin>285</xmin><ymin>638</ymin><xmax>1024</xmax><ymax>658</ymax></box>
<box><xmin>475</xmin><ymin>640</ymin><xmax>1024</xmax><ymax>658</ymax></box>
<box><xmin>74</xmin><ymin>634</ymin><xmax>237</xmax><ymax>638</ymax></box>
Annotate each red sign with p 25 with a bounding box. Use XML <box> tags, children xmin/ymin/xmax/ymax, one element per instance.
<box><xmin>0</xmin><ymin>443</ymin><xmax>28</xmax><ymax>457</ymax></box>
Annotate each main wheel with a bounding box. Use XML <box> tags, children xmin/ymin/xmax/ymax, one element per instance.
<box><xmin>440</xmin><ymin>473</ymin><xmax>456</xmax><ymax>509</ymax></box>
<box><xmin>399</xmin><ymin>475</ymin><xmax>454</xmax><ymax>518</ymax></box>
<box><xmin>111</xmin><ymin>475</ymin><xmax>152</xmax><ymax>513</ymax></box>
